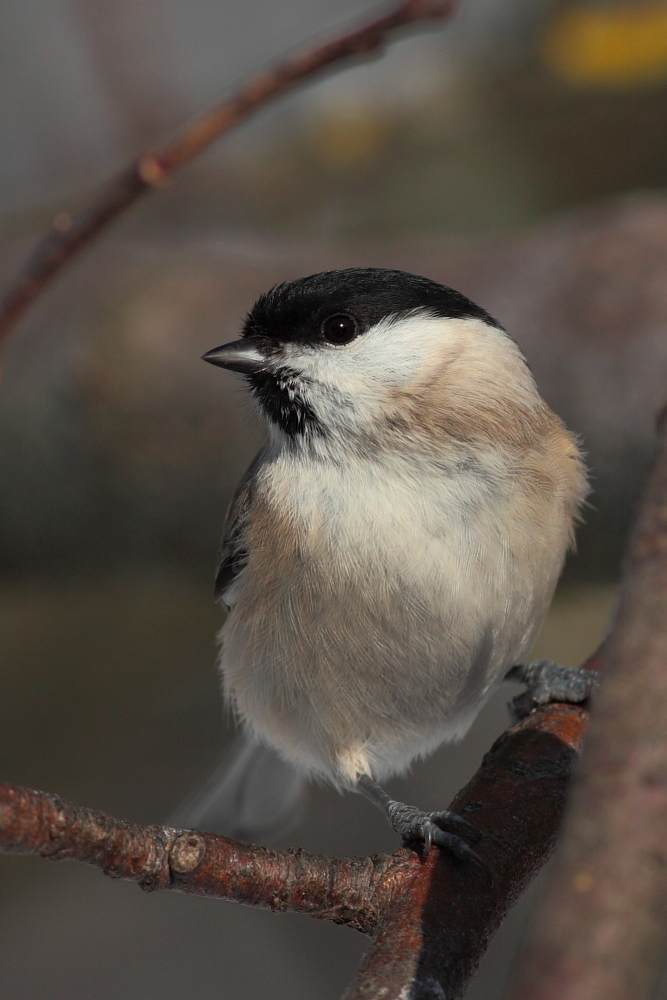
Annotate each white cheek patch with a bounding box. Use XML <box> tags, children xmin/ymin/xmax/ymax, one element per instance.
<box><xmin>280</xmin><ymin>314</ymin><xmax>498</xmax><ymax>402</ymax></box>
<box><xmin>271</xmin><ymin>314</ymin><xmax>516</xmax><ymax>443</ymax></box>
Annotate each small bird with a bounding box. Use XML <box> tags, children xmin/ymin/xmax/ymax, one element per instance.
<box><xmin>194</xmin><ymin>268</ymin><xmax>588</xmax><ymax>872</ymax></box>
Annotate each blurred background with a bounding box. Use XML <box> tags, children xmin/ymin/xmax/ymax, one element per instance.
<box><xmin>2</xmin><ymin>0</ymin><xmax>667</xmax><ymax>996</ymax></box>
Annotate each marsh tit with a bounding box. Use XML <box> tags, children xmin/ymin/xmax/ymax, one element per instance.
<box><xmin>193</xmin><ymin>268</ymin><xmax>588</xmax><ymax>871</ymax></box>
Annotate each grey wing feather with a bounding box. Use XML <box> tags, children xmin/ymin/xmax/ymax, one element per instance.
<box><xmin>215</xmin><ymin>448</ymin><xmax>265</xmax><ymax>606</ymax></box>
<box><xmin>168</xmin><ymin>737</ymin><xmax>306</xmax><ymax>841</ymax></box>
<box><xmin>191</xmin><ymin>450</ymin><xmax>307</xmax><ymax>840</ymax></box>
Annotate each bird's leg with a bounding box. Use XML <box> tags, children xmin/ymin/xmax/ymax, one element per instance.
<box><xmin>505</xmin><ymin>658</ymin><xmax>599</xmax><ymax>722</ymax></box>
<box><xmin>355</xmin><ymin>774</ymin><xmax>491</xmax><ymax>883</ymax></box>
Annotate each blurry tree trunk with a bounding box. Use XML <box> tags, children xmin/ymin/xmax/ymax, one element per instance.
<box><xmin>507</xmin><ymin>415</ymin><xmax>667</xmax><ymax>1000</ymax></box>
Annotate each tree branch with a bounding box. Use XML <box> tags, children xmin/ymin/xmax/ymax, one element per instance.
<box><xmin>0</xmin><ymin>781</ymin><xmax>401</xmax><ymax>932</ymax></box>
<box><xmin>507</xmin><ymin>414</ymin><xmax>667</xmax><ymax>1000</ymax></box>
<box><xmin>0</xmin><ymin>670</ymin><xmax>597</xmax><ymax>1000</ymax></box>
<box><xmin>343</xmin><ymin>700</ymin><xmax>594</xmax><ymax>1000</ymax></box>
<box><xmin>0</xmin><ymin>0</ymin><xmax>456</xmax><ymax>345</ymax></box>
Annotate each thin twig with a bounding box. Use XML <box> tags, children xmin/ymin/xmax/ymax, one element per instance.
<box><xmin>508</xmin><ymin>416</ymin><xmax>667</xmax><ymax>1000</ymax></box>
<box><xmin>0</xmin><ymin>664</ymin><xmax>597</xmax><ymax>1000</ymax></box>
<box><xmin>0</xmin><ymin>0</ymin><xmax>456</xmax><ymax>345</ymax></box>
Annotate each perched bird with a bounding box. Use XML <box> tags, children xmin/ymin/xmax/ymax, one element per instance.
<box><xmin>190</xmin><ymin>268</ymin><xmax>589</xmax><ymax>872</ymax></box>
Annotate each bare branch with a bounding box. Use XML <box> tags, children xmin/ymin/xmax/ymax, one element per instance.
<box><xmin>0</xmin><ymin>781</ymin><xmax>402</xmax><ymax>933</ymax></box>
<box><xmin>0</xmin><ymin>669</ymin><xmax>596</xmax><ymax>1000</ymax></box>
<box><xmin>0</xmin><ymin>0</ymin><xmax>456</xmax><ymax>345</ymax></box>
<box><xmin>508</xmin><ymin>418</ymin><xmax>667</xmax><ymax>1000</ymax></box>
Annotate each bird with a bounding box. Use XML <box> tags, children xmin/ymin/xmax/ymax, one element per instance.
<box><xmin>189</xmin><ymin>267</ymin><xmax>589</xmax><ymax>874</ymax></box>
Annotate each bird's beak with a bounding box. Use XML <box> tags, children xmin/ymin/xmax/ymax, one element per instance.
<box><xmin>201</xmin><ymin>338</ymin><xmax>269</xmax><ymax>375</ymax></box>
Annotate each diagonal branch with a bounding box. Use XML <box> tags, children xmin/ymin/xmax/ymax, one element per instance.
<box><xmin>0</xmin><ymin>670</ymin><xmax>597</xmax><ymax>1000</ymax></box>
<box><xmin>343</xmin><ymin>700</ymin><xmax>594</xmax><ymax>1000</ymax></box>
<box><xmin>0</xmin><ymin>0</ymin><xmax>456</xmax><ymax>345</ymax></box>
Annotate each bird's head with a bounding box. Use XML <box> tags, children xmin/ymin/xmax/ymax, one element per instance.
<box><xmin>203</xmin><ymin>268</ymin><xmax>541</xmax><ymax>454</ymax></box>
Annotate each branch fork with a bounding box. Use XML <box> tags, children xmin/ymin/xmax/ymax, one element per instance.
<box><xmin>0</xmin><ymin>696</ymin><xmax>593</xmax><ymax>999</ymax></box>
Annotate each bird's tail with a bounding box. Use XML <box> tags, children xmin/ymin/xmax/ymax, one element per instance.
<box><xmin>169</xmin><ymin>736</ymin><xmax>306</xmax><ymax>841</ymax></box>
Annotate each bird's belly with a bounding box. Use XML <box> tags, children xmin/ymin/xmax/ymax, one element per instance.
<box><xmin>219</xmin><ymin>511</ymin><xmax>544</xmax><ymax>784</ymax></box>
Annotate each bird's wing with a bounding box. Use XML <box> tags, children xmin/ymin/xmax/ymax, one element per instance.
<box><xmin>215</xmin><ymin>448</ymin><xmax>265</xmax><ymax>607</ymax></box>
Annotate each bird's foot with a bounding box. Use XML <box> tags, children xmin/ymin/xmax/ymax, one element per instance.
<box><xmin>356</xmin><ymin>776</ymin><xmax>491</xmax><ymax>883</ymax></box>
<box><xmin>506</xmin><ymin>658</ymin><xmax>599</xmax><ymax>722</ymax></box>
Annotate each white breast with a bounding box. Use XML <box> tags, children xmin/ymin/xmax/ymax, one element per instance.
<box><xmin>219</xmin><ymin>442</ymin><xmax>567</xmax><ymax>787</ymax></box>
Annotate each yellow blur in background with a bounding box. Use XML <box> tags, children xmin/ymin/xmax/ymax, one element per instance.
<box><xmin>305</xmin><ymin>106</ymin><xmax>392</xmax><ymax>171</ymax></box>
<box><xmin>543</xmin><ymin>2</ymin><xmax>667</xmax><ymax>86</ymax></box>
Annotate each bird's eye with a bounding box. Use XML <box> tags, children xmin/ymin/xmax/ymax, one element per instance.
<box><xmin>321</xmin><ymin>313</ymin><xmax>358</xmax><ymax>345</ymax></box>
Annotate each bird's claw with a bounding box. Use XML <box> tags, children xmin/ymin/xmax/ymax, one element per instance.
<box><xmin>506</xmin><ymin>659</ymin><xmax>599</xmax><ymax>722</ymax></box>
<box><xmin>421</xmin><ymin>820</ymin><xmax>493</xmax><ymax>884</ymax></box>
<box><xmin>427</xmin><ymin>809</ymin><xmax>481</xmax><ymax>842</ymax></box>
<box><xmin>387</xmin><ymin>801</ymin><xmax>491</xmax><ymax>884</ymax></box>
